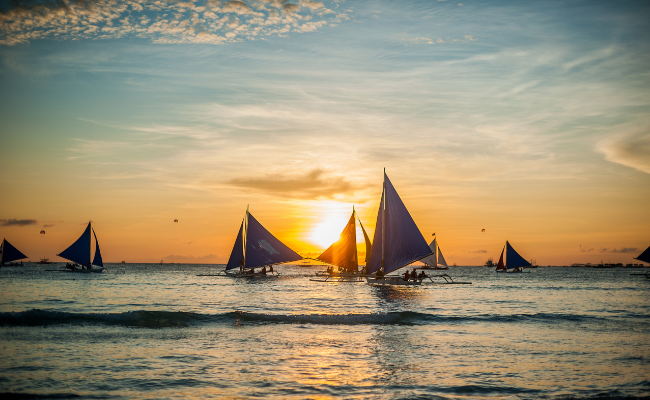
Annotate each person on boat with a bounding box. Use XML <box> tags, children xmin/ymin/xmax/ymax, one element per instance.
<box><xmin>239</xmin><ymin>260</ymin><xmax>245</xmax><ymax>274</ymax></box>
<box><xmin>261</xmin><ymin>266</ymin><xmax>267</xmax><ymax>275</ymax></box>
<box><xmin>419</xmin><ymin>271</ymin><xmax>427</xmax><ymax>279</ymax></box>
<box><xmin>376</xmin><ymin>268</ymin><xmax>384</xmax><ymax>278</ymax></box>
<box><xmin>404</xmin><ymin>270</ymin><xmax>410</xmax><ymax>281</ymax></box>
<box><xmin>269</xmin><ymin>266</ymin><xmax>274</xmax><ymax>274</ymax></box>
<box><xmin>411</xmin><ymin>268</ymin><xmax>418</xmax><ymax>281</ymax></box>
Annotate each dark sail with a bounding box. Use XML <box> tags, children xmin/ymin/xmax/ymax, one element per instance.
<box><xmin>1</xmin><ymin>238</ymin><xmax>28</xmax><ymax>265</ymax></box>
<box><xmin>225</xmin><ymin>220</ymin><xmax>244</xmax><ymax>271</ymax></box>
<box><xmin>367</xmin><ymin>173</ymin><xmax>432</xmax><ymax>275</ymax></box>
<box><xmin>505</xmin><ymin>241</ymin><xmax>531</xmax><ymax>269</ymax></box>
<box><xmin>92</xmin><ymin>229</ymin><xmax>103</xmax><ymax>267</ymax></box>
<box><xmin>496</xmin><ymin>247</ymin><xmax>505</xmax><ymax>271</ymax></box>
<box><xmin>635</xmin><ymin>246</ymin><xmax>650</xmax><ymax>264</ymax></box>
<box><xmin>317</xmin><ymin>211</ymin><xmax>358</xmax><ymax>272</ymax></box>
<box><xmin>358</xmin><ymin>217</ymin><xmax>372</xmax><ymax>263</ymax></box>
<box><xmin>245</xmin><ymin>213</ymin><xmax>302</xmax><ymax>269</ymax></box>
<box><xmin>58</xmin><ymin>222</ymin><xmax>92</xmax><ymax>267</ymax></box>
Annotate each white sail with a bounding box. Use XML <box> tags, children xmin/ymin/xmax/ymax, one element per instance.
<box><xmin>420</xmin><ymin>238</ymin><xmax>438</xmax><ymax>267</ymax></box>
<box><xmin>437</xmin><ymin>244</ymin><xmax>448</xmax><ymax>266</ymax></box>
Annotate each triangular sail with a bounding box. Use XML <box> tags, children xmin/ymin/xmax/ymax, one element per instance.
<box><xmin>496</xmin><ymin>247</ymin><xmax>505</xmax><ymax>271</ymax></box>
<box><xmin>367</xmin><ymin>173</ymin><xmax>433</xmax><ymax>275</ymax></box>
<box><xmin>225</xmin><ymin>220</ymin><xmax>245</xmax><ymax>271</ymax></box>
<box><xmin>317</xmin><ymin>211</ymin><xmax>358</xmax><ymax>272</ymax></box>
<box><xmin>245</xmin><ymin>213</ymin><xmax>302</xmax><ymax>269</ymax></box>
<box><xmin>505</xmin><ymin>241</ymin><xmax>531</xmax><ymax>269</ymax></box>
<box><xmin>358</xmin><ymin>218</ymin><xmax>372</xmax><ymax>263</ymax></box>
<box><xmin>420</xmin><ymin>238</ymin><xmax>438</xmax><ymax>267</ymax></box>
<box><xmin>92</xmin><ymin>229</ymin><xmax>103</xmax><ymax>267</ymax></box>
<box><xmin>437</xmin><ymin>244</ymin><xmax>448</xmax><ymax>266</ymax></box>
<box><xmin>1</xmin><ymin>239</ymin><xmax>28</xmax><ymax>265</ymax></box>
<box><xmin>58</xmin><ymin>222</ymin><xmax>92</xmax><ymax>267</ymax></box>
<box><xmin>635</xmin><ymin>246</ymin><xmax>650</xmax><ymax>264</ymax></box>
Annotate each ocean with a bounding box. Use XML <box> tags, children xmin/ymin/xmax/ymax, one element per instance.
<box><xmin>1</xmin><ymin>264</ymin><xmax>649</xmax><ymax>399</ymax></box>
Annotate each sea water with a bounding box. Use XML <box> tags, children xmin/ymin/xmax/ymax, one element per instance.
<box><xmin>0</xmin><ymin>264</ymin><xmax>649</xmax><ymax>399</ymax></box>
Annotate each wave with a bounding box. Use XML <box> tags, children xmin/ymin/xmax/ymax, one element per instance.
<box><xmin>0</xmin><ymin>309</ymin><xmax>631</xmax><ymax>329</ymax></box>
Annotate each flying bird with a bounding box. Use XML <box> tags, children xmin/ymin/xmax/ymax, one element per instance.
<box><xmin>174</xmin><ymin>219</ymin><xmax>178</xmax><ymax>223</ymax></box>
<box><xmin>40</xmin><ymin>230</ymin><xmax>45</xmax><ymax>235</ymax></box>
<box><xmin>481</xmin><ymin>229</ymin><xmax>486</xmax><ymax>232</ymax></box>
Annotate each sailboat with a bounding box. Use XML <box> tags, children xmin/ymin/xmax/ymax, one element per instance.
<box><xmin>0</xmin><ymin>238</ymin><xmax>28</xmax><ymax>267</ymax></box>
<box><xmin>366</xmin><ymin>171</ymin><xmax>434</xmax><ymax>286</ymax></box>
<box><xmin>56</xmin><ymin>221</ymin><xmax>104</xmax><ymax>273</ymax></box>
<box><xmin>635</xmin><ymin>246</ymin><xmax>650</xmax><ymax>265</ymax></box>
<box><xmin>224</xmin><ymin>207</ymin><xmax>302</xmax><ymax>277</ymax></box>
<box><xmin>495</xmin><ymin>241</ymin><xmax>531</xmax><ymax>273</ymax></box>
<box><xmin>310</xmin><ymin>207</ymin><xmax>372</xmax><ymax>282</ymax></box>
<box><xmin>419</xmin><ymin>237</ymin><xmax>449</xmax><ymax>270</ymax></box>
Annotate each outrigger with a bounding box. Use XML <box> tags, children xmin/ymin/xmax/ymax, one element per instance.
<box><xmin>201</xmin><ymin>206</ymin><xmax>301</xmax><ymax>278</ymax></box>
<box><xmin>364</xmin><ymin>170</ymin><xmax>471</xmax><ymax>286</ymax></box>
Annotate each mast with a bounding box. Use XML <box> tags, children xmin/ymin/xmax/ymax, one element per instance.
<box><xmin>381</xmin><ymin>168</ymin><xmax>386</xmax><ymax>273</ymax></box>
<box><xmin>243</xmin><ymin>205</ymin><xmax>249</xmax><ymax>268</ymax></box>
<box><xmin>89</xmin><ymin>220</ymin><xmax>92</xmax><ymax>267</ymax></box>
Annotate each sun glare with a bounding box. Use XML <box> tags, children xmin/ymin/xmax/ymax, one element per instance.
<box><xmin>308</xmin><ymin>202</ymin><xmax>356</xmax><ymax>249</ymax></box>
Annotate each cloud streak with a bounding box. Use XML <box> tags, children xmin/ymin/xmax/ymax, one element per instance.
<box><xmin>0</xmin><ymin>218</ymin><xmax>38</xmax><ymax>226</ymax></box>
<box><xmin>227</xmin><ymin>169</ymin><xmax>364</xmax><ymax>200</ymax></box>
<box><xmin>598</xmin><ymin>124</ymin><xmax>650</xmax><ymax>175</ymax></box>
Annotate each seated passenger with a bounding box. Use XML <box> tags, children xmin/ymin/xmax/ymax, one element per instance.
<box><xmin>404</xmin><ymin>271</ymin><xmax>410</xmax><ymax>281</ymax></box>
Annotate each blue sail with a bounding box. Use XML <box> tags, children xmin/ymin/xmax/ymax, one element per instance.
<box><xmin>92</xmin><ymin>229</ymin><xmax>103</xmax><ymax>267</ymax></box>
<box><xmin>367</xmin><ymin>173</ymin><xmax>433</xmax><ymax>275</ymax></box>
<box><xmin>506</xmin><ymin>241</ymin><xmax>531</xmax><ymax>269</ymax></box>
<box><xmin>245</xmin><ymin>213</ymin><xmax>302</xmax><ymax>269</ymax></box>
<box><xmin>635</xmin><ymin>245</ymin><xmax>650</xmax><ymax>264</ymax></box>
<box><xmin>1</xmin><ymin>239</ymin><xmax>28</xmax><ymax>264</ymax></box>
<box><xmin>225</xmin><ymin>220</ymin><xmax>244</xmax><ymax>271</ymax></box>
<box><xmin>58</xmin><ymin>222</ymin><xmax>91</xmax><ymax>267</ymax></box>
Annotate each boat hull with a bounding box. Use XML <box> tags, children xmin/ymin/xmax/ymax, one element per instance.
<box><xmin>62</xmin><ymin>268</ymin><xmax>104</xmax><ymax>273</ymax></box>
<box><xmin>224</xmin><ymin>270</ymin><xmax>280</xmax><ymax>278</ymax></box>
<box><xmin>366</xmin><ymin>276</ymin><xmax>423</xmax><ymax>286</ymax></box>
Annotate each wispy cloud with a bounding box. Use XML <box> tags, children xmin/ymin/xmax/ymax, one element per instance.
<box><xmin>597</xmin><ymin>124</ymin><xmax>650</xmax><ymax>175</ymax></box>
<box><xmin>0</xmin><ymin>0</ymin><xmax>347</xmax><ymax>45</ymax></box>
<box><xmin>600</xmin><ymin>247</ymin><xmax>638</xmax><ymax>254</ymax></box>
<box><xmin>0</xmin><ymin>218</ymin><xmax>38</xmax><ymax>226</ymax></box>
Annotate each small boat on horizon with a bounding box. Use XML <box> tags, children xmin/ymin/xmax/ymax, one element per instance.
<box><xmin>53</xmin><ymin>221</ymin><xmax>105</xmax><ymax>273</ymax></box>
<box><xmin>495</xmin><ymin>241</ymin><xmax>531</xmax><ymax>273</ymax></box>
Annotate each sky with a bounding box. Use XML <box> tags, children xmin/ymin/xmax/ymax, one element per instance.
<box><xmin>0</xmin><ymin>0</ymin><xmax>649</xmax><ymax>266</ymax></box>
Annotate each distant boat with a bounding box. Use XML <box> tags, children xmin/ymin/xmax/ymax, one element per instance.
<box><xmin>495</xmin><ymin>241</ymin><xmax>531</xmax><ymax>273</ymax></box>
<box><xmin>365</xmin><ymin>171</ymin><xmax>434</xmax><ymax>286</ymax></box>
<box><xmin>224</xmin><ymin>207</ymin><xmax>302</xmax><ymax>277</ymax></box>
<box><xmin>419</xmin><ymin>237</ymin><xmax>449</xmax><ymax>270</ymax></box>
<box><xmin>55</xmin><ymin>222</ymin><xmax>104</xmax><ymax>273</ymax></box>
<box><xmin>0</xmin><ymin>238</ymin><xmax>28</xmax><ymax>267</ymax></box>
<box><xmin>310</xmin><ymin>207</ymin><xmax>372</xmax><ymax>282</ymax></box>
<box><xmin>484</xmin><ymin>257</ymin><xmax>495</xmax><ymax>267</ymax></box>
<box><xmin>37</xmin><ymin>258</ymin><xmax>52</xmax><ymax>264</ymax></box>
